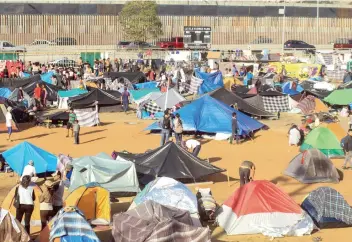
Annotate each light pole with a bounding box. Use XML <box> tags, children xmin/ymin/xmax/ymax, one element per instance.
<box><xmin>281</xmin><ymin>1</ymin><xmax>286</xmax><ymax>54</ymax></box>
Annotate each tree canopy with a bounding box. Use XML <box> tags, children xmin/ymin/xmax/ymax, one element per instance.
<box><xmin>119</xmin><ymin>1</ymin><xmax>163</xmax><ymax>42</ymax></box>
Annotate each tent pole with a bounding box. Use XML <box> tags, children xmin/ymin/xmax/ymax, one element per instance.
<box><xmin>227</xmin><ymin>170</ymin><xmax>230</xmax><ymax>187</ymax></box>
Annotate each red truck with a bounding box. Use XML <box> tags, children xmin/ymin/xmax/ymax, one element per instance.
<box><xmin>333</xmin><ymin>38</ymin><xmax>352</xmax><ymax>49</ymax></box>
<box><xmin>156</xmin><ymin>37</ymin><xmax>184</xmax><ymax>49</ymax></box>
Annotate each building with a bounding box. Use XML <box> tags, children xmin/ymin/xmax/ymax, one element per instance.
<box><xmin>0</xmin><ymin>0</ymin><xmax>351</xmax><ymax>46</ymax></box>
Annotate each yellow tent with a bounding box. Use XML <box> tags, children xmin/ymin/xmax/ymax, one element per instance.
<box><xmin>324</xmin><ymin>122</ymin><xmax>346</xmax><ymax>141</ymax></box>
<box><xmin>64</xmin><ymin>184</ymin><xmax>111</xmax><ymax>225</ymax></box>
<box><xmin>1</xmin><ymin>184</ymin><xmax>42</xmax><ymax>227</ymax></box>
<box><xmin>223</xmin><ymin>76</ymin><xmax>242</xmax><ymax>90</ymax></box>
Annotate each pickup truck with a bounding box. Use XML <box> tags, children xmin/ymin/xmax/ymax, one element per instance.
<box><xmin>0</xmin><ymin>41</ymin><xmax>26</xmax><ymax>52</ymax></box>
<box><xmin>156</xmin><ymin>37</ymin><xmax>184</xmax><ymax>49</ymax></box>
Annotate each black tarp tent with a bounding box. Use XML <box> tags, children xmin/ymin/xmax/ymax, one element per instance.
<box><xmin>0</xmin><ymin>75</ymin><xmax>41</xmax><ymax>89</ymax></box>
<box><xmin>22</xmin><ymin>80</ymin><xmax>62</xmax><ymax>101</ymax></box>
<box><xmin>68</xmin><ymin>88</ymin><xmax>121</xmax><ymax>111</ymax></box>
<box><xmin>104</xmin><ymin>72</ymin><xmax>146</xmax><ymax>84</ymax></box>
<box><xmin>209</xmin><ymin>88</ymin><xmax>275</xmax><ymax>117</ymax></box>
<box><xmin>118</xmin><ymin>142</ymin><xmax>225</xmax><ymax>183</ymax></box>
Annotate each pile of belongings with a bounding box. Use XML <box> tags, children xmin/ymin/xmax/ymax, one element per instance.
<box><xmin>196</xmin><ymin>188</ymin><xmax>218</xmax><ymax>223</ymax></box>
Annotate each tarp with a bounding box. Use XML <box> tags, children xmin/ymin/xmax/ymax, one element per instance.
<box><xmin>145</xmin><ymin>95</ymin><xmax>265</xmax><ymax>135</ymax></box>
<box><xmin>58</xmin><ymin>89</ymin><xmax>88</xmax><ymax>109</ymax></box>
<box><xmin>324</xmin><ymin>89</ymin><xmax>352</xmax><ymax>105</ymax></box>
<box><xmin>74</xmin><ymin>107</ymin><xmax>100</xmax><ymax>127</ymax></box>
<box><xmin>70</xmin><ymin>153</ymin><xmax>139</xmax><ymax>193</ymax></box>
<box><xmin>2</xmin><ymin>141</ymin><xmax>57</xmax><ymax>175</ymax></box>
<box><xmin>112</xmin><ymin>200</ymin><xmax>211</xmax><ymax>242</ymax></box>
<box><xmin>195</xmin><ymin>69</ymin><xmax>224</xmax><ymax>95</ymax></box>
<box><xmin>209</xmin><ymin>88</ymin><xmax>275</xmax><ymax>117</ymax></box>
<box><xmin>282</xmin><ymin>81</ymin><xmax>304</xmax><ymax>95</ymax></box>
<box><xmin>22</xmin><ymin>81</ymin><xmax>62</xmax><ymax>102</ymax></box>
<box><xmin>41</xmin><ymin>72</ymin><xmax>54</xmax><ymax>84</ymax></box>
<box><xmin>104</xmin><ymin>72</ymin><xmax>146</xmax><ymax>84</ymax></box>
<box><xmin>69</xmin><ymin>88</ymin><xmax>121</xmax><ymax>109</ymax></box>
<box><xmin>301</xmin><ymin>187</ymin><xmax>352</xmax><ymax>228</ymax></box>
<box><xmin>297</xmin><ymin>95</ymin><xmax>316</xmax><ymax>115</ymax></box>
<box><xmin>134</xmin><ymin>81</ymin><xmax>157</xmax><ymax>89</ymax></box>
<box><xmin>118</xmin><ymin>142</ymin><xmax>225</xmax><ymax>182</ymax></box>
<box><xmin>300</xmin><ymin>127</ymin><xmax>344</xmax><ymax>158</ymax></box>
<box><xmin>0</xmin><ymin>209</ymin><xmax>30</xmax><ymax>242</ymax></box>
<box><xmin>8</xmin><ymin>88</ymin><xmax>31</xmax><ymax>106</ymax></box>
<box><xmin>216</xmin><ymin>180</ymin><xmax>314</xmax><ymax>236</ymax></box>
<box><xmin>284</xmin><ymin>149</ymin><xmax>340</xmax><ymax>184</ymax></box>
<box><xmin>151</xmin><ymin>88</ymin><xmax>185</xmax><ymax>110</ymax></box>
<box><xmin>0</xmin><ymin>75</ymin><xmax>41</xmax><ymax>89</ymax></box>
<box><xmin>130</xmin><ymin>88</ymin><xmax>160</xmax><ymax>102</ymax></box>
<box><xmin>0</xmin><ymin>87</ymin><xmax>11</xmax><ymax>98</ymax></box>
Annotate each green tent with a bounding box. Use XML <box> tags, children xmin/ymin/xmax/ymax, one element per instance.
<box><xmin>300</xmin><ymin>127</ymin><xmax>344</xmax><ymax>158</ymax></box>
<box><xmin>324</xmin><ymin>89</ymin><xmax>352</xmax><ymax>106</ymax></box>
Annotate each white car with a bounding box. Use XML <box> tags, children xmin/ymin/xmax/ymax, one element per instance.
<box><xmin>48</xmin><ymin>58</ymin><xmax>77</xmax><ymax>67</ymax></box>
<box><xmin>0</xmin><ymin>41</ymin><xmax>26</xmax><ymax>52</ymax></box>
<box><xmin>30</xmin><ymin>39</ymin><xmax>56</xmax><ymax>46</ymax></box>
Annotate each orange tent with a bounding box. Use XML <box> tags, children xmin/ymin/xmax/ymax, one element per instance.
<box><xmin>324</xmin><ymin>122</ymin><xmax>346</xmax><ymax>140</ymax></box>
<box><xmin>1</xmin><ymin>184</ymin><xmax>42</xmax><ymax>227</ymax></box>
<box><xmin>315</xmin><ymin>98</ymin><xmax>329</xmax><ymax>113</ymax></box>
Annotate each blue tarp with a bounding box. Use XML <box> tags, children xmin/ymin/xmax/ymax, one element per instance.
<box><xmin>0</xmin><ymin>87</ymin><xmax>11</xmax><ymax>98</ymax></box>
<box><xmin>41</xmin><ymin>71</ymin><xmax>55</xmax><ymax>84</ymax></box>
<box><xmin>282</xmin><ymin>81</ymin><xmax>304</xmax><ymax>95</ymax></box>
<box><xmin>22</xmin><ymin>72</ymin><xmax>31</xmax><ymax>78</ymax></box>
<box><xmin>130</xmin><ymin>88</ymin><xmax>160</xmax><ymax>101</ymax></box>
<box><xmin>134</xmin><ymin>81</ymin><xmax>157</xmax><ymax>90</ymax></box>
<box><xmin>58</xmin><ymin>89</ymin><xmax>88</xmax><ymax>98</ymax></box>
<box><xmin>145</xmin><ymin>95</ymin><xmax>265</xmax><ymax>135</ymax></box>
<box><xmin>195</xmin><ymin>69</ymin><xmax>224</xmax><ymax>95</ymax></box>
<box><xmin>2</xmin><ymin>141</ymin><xmax>57</xmax><ymax>175</ymax></box>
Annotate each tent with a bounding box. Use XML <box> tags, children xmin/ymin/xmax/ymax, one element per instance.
<box><xmin>296</xmin><ymin>95</ymin><xmax>316</xmax><ymax>115</ymax></box>
<box><xmin>0</xmin><ymin>209</ymin><xmax>30</xmax><ymax>242</ymax></box>
<box><xmin>282</xmin><ymin>81</ymin><xmax>304</xmax><ymax>95</ymax></box>
<box><xmin>22</xmin><ymin>81</ymin><xmax>62</xmax><ymax>102</ymax></box>
<box><xmin>145</xmin><ymin>95</ymin><xmax>265</xmax><ymax>135</ymax></box>
<box><xmin>324</xmin><ymin>89</ymin><xmax>352</xmax><ymax>106</ymax></box>
<box><xmin>0</xmin><ymin>87</ymin><xmax>11</xmax><ymax>98</ymax></box>
<box><xmin>2</xmin><ymin>141</ymin><xmax>57</xmax><ymax>175</ymax></box>
<box><xmin>134</xmin><ymin>81</ymin><xmax>157</xmax><ymax>89</ymax></box>
<box><xmin>58</xmin><ymin>89</ymin><xmax>88</xmax><ymax>109</ymax></box>
<box><xmin>195</xmin><ymin>68</ymin><xmax>224</xmax><ymax>94</ymax></box>
<box><xmin>130</xmin><ymin>177</ymin><xmax>202</xmax><ymax>226</ymax></box>
<box><xmin>36</xmin><ymin>207</ymin><xmax>100</xmax><ymax>242</ymax></box>
<box><xmin>104</xmin><ymin>71</ymin><xmax>146</xmax><ymax>84</ymax></box>
<box><xmin>130</xmin><ymin>88</ymin><xmax>160</xmax><ymax>103</ymax></box>
<box><xmin>8</xmin><ymin>88</ymin><xmax>32</xmax><ymax>107</ymax></box>
<box><xmin>284</xmin><ymin>149</ymin><xmax>340</xmax><ymax>183</ymax></box>
<box><xmin>112</xmin><ymin>201</ymin><xmax>211</xmax><ymax>242</ymax></box>
<box><xmin>0</xmin><ymin>75</ymin><xmax>41</xmax><ymax>89</ymax></box>
<box><xmin>209</xmin><ymin>88</ymin><xmax>275</xmax><ymax>117</ymax></box>
<box><xmin>0</xmin><ymin>98</ymin><xmax>18</xmax><ymax>133</ymax></box>
<box><xmin>300</xmin><ymin>127</ymin><xmax>344</xmax><ymax>158</ymax></box>
<box><xmin>315</xmin><ymin>98</ymin><xmax>329</xmax><ymax>113</ymax></box>
<box><xmin>301</xmin><ymin>187</ymin><xmax>352</xmax><ymax>228</ymax></box>
<box><xmin>1</xmin><ymin>184</ymin><xmax>42</xmax><ymax>226</ymax></box>
<box><xmin>144</xmin><ymin>88</ymin><xmax>185</xmax><ymax>115</ymax></box>
<box><xmin>65</xmin><ymin>183</ymin><xmax>111</xmax><ymax>225</ymax></box>
<box><xmin>70</xmin><ymin>153</ymin><xmax>139</xmax><ymax>193</ymax></box>
<box><xmin>216</xmin><ymin>180</ymin><xmax>314</xmax><ymax>237</ymax></box>
<box><xmin>68</xmin><ymin>88</ymin><xmax>121</xmax><ymax>110</ymax></box>
<box><xmin>118</xmin><ymin>142</ymin><xmax>225</xmax><ymax>183</ymax></box>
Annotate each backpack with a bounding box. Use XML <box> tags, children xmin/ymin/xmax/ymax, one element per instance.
<box><xmin>160</xmin><ymin>117</ymin><xmax>171</xmax><ymax>130</ymax></box>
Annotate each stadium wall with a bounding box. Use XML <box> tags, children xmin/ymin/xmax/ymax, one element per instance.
<box><xmin>0</xmin><ymin>15</ymin><xmax>351</xmax><ymax>46</ymax></box>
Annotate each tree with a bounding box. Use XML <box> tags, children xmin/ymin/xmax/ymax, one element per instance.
<box><xmin>119</xmin><ymin>1</ymin><xmax>163</xmax><ymax>42</ymax></box>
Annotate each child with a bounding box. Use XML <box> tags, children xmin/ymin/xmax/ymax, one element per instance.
<box><xmin>72</xmin><ymin>120</ymin><xmax>80</xmax><ymax>144</ymax></box>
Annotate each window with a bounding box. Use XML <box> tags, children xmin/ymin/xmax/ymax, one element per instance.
<box><xmin>3</xmin><ymin>42</ymin><xmax>14</xmax><ymax>47</ymax></box>
<box><xmin>298</xmin><ymin>41</ymin><xmax>307</xmax><ymax>45</ymax></box>
<box><xmin>171</xmin><ymin>38</ymin><xmax>176</xmax><ymax>42</ymax></box>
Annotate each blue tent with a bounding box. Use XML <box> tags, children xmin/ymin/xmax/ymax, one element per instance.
<box><xmin>195</xmin><ymin>68</ymin><xmax>224</xmax><ymax>94</ymax></box>
<box><xmin>0</xmin><ymin>87</ymin><xmax>11</xmax><ymax>98</ymax></box>
<box><xmin>134</xmin><ymin>81</ymin><xmax>157</xmax><ymax>90</ymax></box>
<box><xmin>58</xmin><ymin>89</ymin><xmax>88</xmax><ymax>98</ymax></box>
<box><xmin>145</xmin><ymin>95</ymin><xmax>265</xmax><ymax>135</ymax></box>
<box><xmin>41</xmin><ymin>71</ymin><xmax>54</xmax><ymax>84</ymax></box>
<box><xmin>282</xmin><ymin>81</ymin><xmax>304</xmax><ymax>95</ymax></box>
<box><xmin>2</xmin><ymin>141</ymin><xmax>57</xmax><ymax>175</ymax></box>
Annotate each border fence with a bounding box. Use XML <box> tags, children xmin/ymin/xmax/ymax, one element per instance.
<box><xmin>0</xmin><ymin>15</ymin><xmax>352</xmax><ymax>46</ymax></box>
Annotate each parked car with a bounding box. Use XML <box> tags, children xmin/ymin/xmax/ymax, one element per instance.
<box><xmin>30</xmin><ymin>39</ymin><xmax>56</xmax><ymax>46</ymax></box>
<box><xmin>48</xmin><ymin>58</ymin><xmax>77</xmax><ymax>67</ymax></box>
<box><xmin>284</xmin><ymin>40</ymin><xmax>315</xmax><ymax>50</ymax></box>
<box><xmin>51</xmin><ymin>37</ymin><xmax>77</xmax><ymax>46</ymax></box>
<box><xmin>117</xmin><ymin>41</ymin><xmax>153</xmax><ymax>49</ymax></box>
<box><xmin>0</xmin><ymin>41</ymin><xmax>26</xmax><ymax>52</ymax></box>
<box><xmin>332</xmin><ymin>38</ymin><xmax>352</xmax><ymax>49</ymax></box>
<box><xmin>250</xmin><ymin>36</ymin><xmax>273</xmax><ymax>44</ymax></box>
<box><xmin>156</xmin><ymin>37</ymin><xmax>184</xmax><ymax>49</ymax></box>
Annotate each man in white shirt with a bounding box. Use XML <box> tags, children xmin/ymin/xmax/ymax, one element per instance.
<box><xmin>185</xmin><ymin>139</ymin><xmax>201</xmax><ymax>157</ymax></box>
<box><xmin>21</xmin><ymin>160</ymin><xmax>37</xmax><ymax>180</ymax></box>
<box><xmin>288</xmin><ymin>125</ymin><xmax>301</xmax><ymax>146</ymax></box>
<box><xmin>5</xmin><ymin>107</ymin><xmax>13</xmax><ymax>141</ymax></box>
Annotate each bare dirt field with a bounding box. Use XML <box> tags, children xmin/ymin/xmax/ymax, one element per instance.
<box><xmin>0</xmin><ymin>111</ymin><xmax>351</xmax><ymax>242</ymax></box>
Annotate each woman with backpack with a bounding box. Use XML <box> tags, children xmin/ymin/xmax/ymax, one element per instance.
<box><xmin>15</xmin><ymin>175</ymin><xmax>35</xmax><ymax>234</ymax></box>
<box><xmin>173</xmin><ymin>113</ymin><xmax>183</xmax><ymax>145</ymax></box>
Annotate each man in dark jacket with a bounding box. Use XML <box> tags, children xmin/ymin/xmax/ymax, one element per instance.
<box><xmin>342</xmin><ymin>129</ymin><xmax>352</xmax><ymax>169</ymax></box>
<box><xmin>229</xmin><ymin>112</ymin><xmax>239</xmax><ymax>144</ymax></box>
<box><xmin>160</xmin><ymin>109</ymin><xmax>172</xmax><ymax>146</ymax></box>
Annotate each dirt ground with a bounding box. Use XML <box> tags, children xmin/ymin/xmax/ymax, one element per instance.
<box><xmin>1</xmin><ymin>111</ymin><xmax>352</xmax><ymax>242</ymax></box>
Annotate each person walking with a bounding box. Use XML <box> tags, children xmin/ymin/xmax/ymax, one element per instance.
<box><xmin>185</xmin><ymin>139</ymin><xmax>201</xmax><ymax>157</ymax></box>
<box><xmin>121</xmin><ymin>87</ymin><xmax>130</xmax><ymax>113</ymax></box>
<box><xmin>342</xmin><ymin>129</ymin><xmax>352</xmax><ymax>169</ymax></box>
<box><xmin>41</xmin><ymin>86</ymin><xmax>48</xmax><ymax>107</ymax></box>
<box><xmin>52</xmin><ymin>171</ymin><xmax>64</xmax><ymax>217</ymax></box>
<box><xmin>6</xmin><ymin>107</ymin><xmax>13</xmax><ymax>141</ymax></box>
<box><xmin>39</xmin><ymin>180</ymin><xmax>54</xmax><ymax>230</ymax></box>
<box><xmin>66</xmin><ymin>109</ymin><xmax>77</xmax><ymax>138</ymax></box>
<box><xmin>15</xmin><ymin>175</ymin><xmax>35</xmax><ymax>234</ymax></box>
<box><xmin>160</xmin><ymin>110</ymin><xmax>172</xmax><ymax>146</ymax></box>
<box><xmin>21</xmin><ymin>160</ymin><xmax>37</xmax><ymax>181</ymax></box>
<box><xmin>173</xmin><ymin>113</ymin><xmax>183</xmax><ymax>145</ymax></box>
<box><xmin>239</xmin><ymin>160</ymin><xmax>256</xmax><ymax>187</ymax></box>
<box><xmin>230</xmin><ymin>112</ymin><xmax>240</xmax><ymax>144</ymax></box>
<box><xmin>288</xmin><ymin>124</ymin><xmax>301</xmax><ymax>146</ymax></box>
<box><xmin>72</xmin><ymin>120</ymin><xmax>80</xmax><ymax>145</ymax></box>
